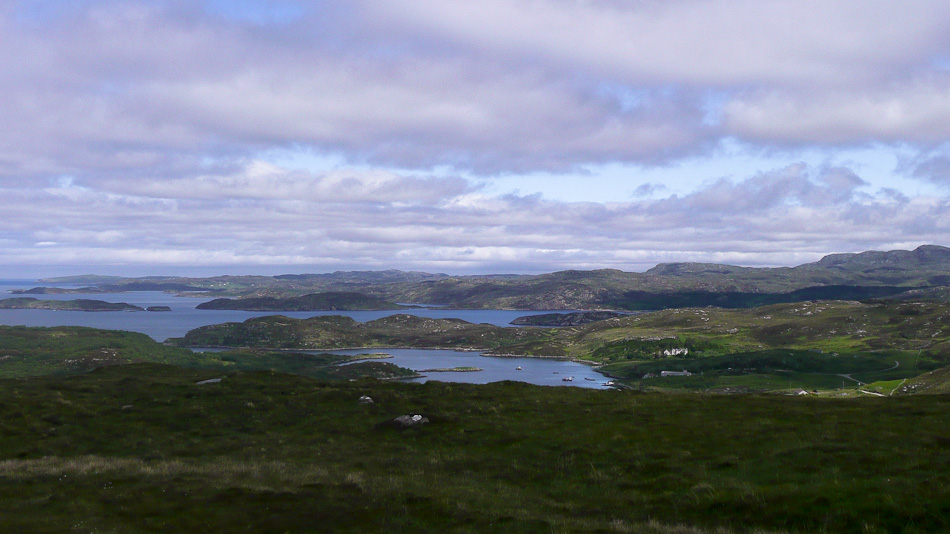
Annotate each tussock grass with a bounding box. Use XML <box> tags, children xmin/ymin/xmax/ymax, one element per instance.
<box><xmin>0</xmin><ymin>456</ymin><xmax>330</xmax><ymax>488</ymax></box>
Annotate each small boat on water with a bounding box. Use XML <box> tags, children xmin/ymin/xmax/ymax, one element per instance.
<box><xmin>562</xmin><ymin>376</ymin><xmax>574</xmax><ymax>382</ymax></box>
<box><xmin>584</xmin><ymin>377</ymin><xmax>596</xmax><ymax>381</ymax></box>
<box><xmin>516</xmin><ymin>366</ymin><xmax>523</xmax><ymax>370</ymax></box>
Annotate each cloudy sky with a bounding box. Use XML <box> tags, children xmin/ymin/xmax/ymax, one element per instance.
<box><xmin>3</xmin><ymin>0</ymin><xmax>950</xmax><ymax>277</ymax></box>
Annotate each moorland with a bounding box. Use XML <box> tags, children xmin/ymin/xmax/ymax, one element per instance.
<box><xmin>3</xmin><ymin>363</ymin><xmax>950</xmax><ymax>533</ymax></box>
<box><xmin>4</xmin><ymin>245</ymin><xmax>950</xmax><ymax>531</ymax></box>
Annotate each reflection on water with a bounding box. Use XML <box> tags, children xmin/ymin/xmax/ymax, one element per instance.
<box><xmin>330</xmin><ymin>348</ymin><xmax>611</xmax><ymax>388</ymax></box>
<box><xmin>190</xmin><ymin>347</ymin><xmax>611</xmax><ymax>388</ymax></box>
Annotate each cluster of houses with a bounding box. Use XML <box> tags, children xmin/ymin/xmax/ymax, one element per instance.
<box><xmin>641</xmin><ymin>347</ymin><xmax>693</xmax><ymax>379</ymax></box>
<box><xmin>661</xmin><ymin>348</ymin><xmax>689</xmax><ymax>356</ymax></box>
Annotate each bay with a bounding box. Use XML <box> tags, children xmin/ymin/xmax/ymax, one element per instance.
<box><xmin>0</xmin><ymin>280</ymin><xmax>577</xmax><ymax>341</ymax></box>
<box><xmin>0</xmin><ymin>280</ymin><xmax>609</xmax><ymax>387</ymax></box>
<box><xmin>333</xmin><ymin>348</ymin><xmax>612</xmax><ymax>389</ymax></box>
<box><xmin>193</xmin><ymin>347</ymin><xmax>612</xmax><ymax>389</ymax></box>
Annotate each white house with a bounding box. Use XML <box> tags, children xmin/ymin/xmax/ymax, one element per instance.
<box><xmin>662</xmin><ymin>348</ymin><xmax>689</xmax><ymax>357</ymax></box>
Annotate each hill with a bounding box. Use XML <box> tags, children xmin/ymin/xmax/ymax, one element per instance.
<box><xmin>168</xmin><ymin>313</ymin><xmax>560</xmax><ymax>354</ymax></box>
<box><xmin>0</xmin><ymin>326</ymin><xmax>416</xmax><ymax>381</ymax></box>
<box><xmin>195</xmin><ymin>291</ymin><xmax>407</xmax><ymax>311</ymax></box>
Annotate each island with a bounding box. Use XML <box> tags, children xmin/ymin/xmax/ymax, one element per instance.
<box><xmin>9</xmin><ymin>286</ymin><xmax>113</xmax><ymax>294</ymax></box>
<box><xmin>0</xmin><ymin>297</ymin><xmax>143</xmax><ymax>312</ymax></box>
<box><xmin>195</xmin><ymin>291</ymin><xmax>408</xmax><ymax>311</ymax></box>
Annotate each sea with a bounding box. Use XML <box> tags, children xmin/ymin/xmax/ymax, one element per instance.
<box><xmin>0</xmin><ymin>279</ymin><xmax>612</xmax><ymax>388</ymax></box>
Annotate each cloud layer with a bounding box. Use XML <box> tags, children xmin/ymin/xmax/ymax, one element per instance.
<box><xmin>1</xmin><ymin>0</ymin><xmax>949</xmax><ymax>274</ymax></box>
<box><xmin>2</xmin><ymin>161</ymin><xmax>945</xmax><ymax>275</ymax></box>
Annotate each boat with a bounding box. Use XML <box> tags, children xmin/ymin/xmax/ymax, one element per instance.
<box><xmin>516</xmin><ymin>366</ymin><xmax>523</xmax><ymax>371</ymax></box>
<box><xmin>584</xmin><ymin>377</ymin><xmax>596</xmax><ymax>381</ymax></box>
<box><xmin>562</xmin><ymin>376</ymin><xmax>573</xmax><ymax>382</ymax></box>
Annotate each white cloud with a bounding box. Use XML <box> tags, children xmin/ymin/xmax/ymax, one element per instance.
<box><xmin>0</xmin><ymin>1</ymin><xmax>949</xmax><ymax>274</ymax></box>
<box><xmin>723</xmin><ymin>78</ymin><xmax>950</xmax><ymax>144</ymax></box>
<box><xmin>0</xmin><ymin>160</ymin><xmax>945</xmax><ymax>274</ymax></box>
<box><xmin>366</xmin><ymin>0</ymin><xmax>950</xmax><ymax>87</ymax></box>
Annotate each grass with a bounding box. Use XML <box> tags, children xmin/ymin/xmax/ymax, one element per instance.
<box><xmin>599</xmin><ymin>348</ymin><xmax>930</xmax><ymax>392</ymax></box>
<box><xmin>0</xmin><ymin>326</ymin><xmax>418</xmax><ymax>382</ymax></box>
<box><xmin>1</xmin><ymin>363</ymin><xmax>949</xmax><ymax>532</ymax></box>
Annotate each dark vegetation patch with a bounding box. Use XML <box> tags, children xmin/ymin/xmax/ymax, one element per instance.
<box><xmin>169</xmin><ymin>313</ymin><xmax>558</xmax><ymax>354</ymax></box>
<box><xmin>509</xmin><ymin>311</ymin><xmax>627</xmax><ymax>326</ymax></box>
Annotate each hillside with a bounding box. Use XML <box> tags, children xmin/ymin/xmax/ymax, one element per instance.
<box><xmin>892</xmin><ymin>365</ymin><xmax>950</xmax><ymax>395</ymax></box>
<box><xmin>169</xmin><ymin>314</ymin><xmax>561</xmax><ymax>354</ymax></box>
<box><xmin>169</xmin><ymin>299</ymin><xmax>950</xmax><ymax>393</ymax></box>
<box><xmin>0</xmin><ymin>326</ymin><xmax>200</xmax><ymax>377</ymax></box>
<box><xmin>1</xmin><ymin>364</ymin><xmax>949</xmax><ymax>532</ymax></box>
<box><xmin>0</xmin><ymin>326</ymin><xmax>416</xmax><ymax>381</ymax></box>
<box><xmin>195</xmin><ymin>292</ymin><xmax>407</xmax><ymax>311</ymax></box>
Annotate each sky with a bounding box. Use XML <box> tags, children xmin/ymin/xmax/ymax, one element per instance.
<box><xmin>2</xmin><ymin>0</ymin><xmax>950</xmax><ymax>277</ymax></box>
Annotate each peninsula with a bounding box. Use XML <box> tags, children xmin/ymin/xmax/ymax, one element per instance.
<box><xmin>0</xmin><ymin>298</ymin><xmax>143</xmax><ymax>312</ymax></box>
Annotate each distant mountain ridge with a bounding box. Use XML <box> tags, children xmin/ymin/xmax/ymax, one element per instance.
<box><xmin>812</xmin><ymin>244</ymin><xmax>950</xmax><ymax>268</ymax></box>
<box><xmin>27</xmin><ymin>245</ymin><xmax>950</xmax><ymax>311</ymax></box>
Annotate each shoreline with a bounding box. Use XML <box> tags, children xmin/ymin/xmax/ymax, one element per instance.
<box><xmin>182</xmin><ymin>344</ymin><xmax>613</xmax><ymax>375</ymax></box>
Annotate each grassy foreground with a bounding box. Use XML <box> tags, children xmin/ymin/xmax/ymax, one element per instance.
<box><xmin>1</xmin><ymin>364</ymin><xmax>948</xmax><ymax>533</ymax></box>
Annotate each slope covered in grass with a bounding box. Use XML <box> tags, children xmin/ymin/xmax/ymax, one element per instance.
<box><xmin>0</xmin><ymin>364</ymin><xmax>948</xmax><ymax>533</ymax></box>
<box><xmin>0</xmin><ymin>326</ymin><xmax>415</xmax><ymax>381</ymax></box>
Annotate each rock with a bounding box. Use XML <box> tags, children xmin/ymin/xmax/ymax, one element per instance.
<box><xmin>195</xmin><ymin>377</ymin><xmax>223</xmax><ymax>385</ymax></box>
<box><xmin>359</xmin><ymin>395</ymin><xmax>374</xmax><ymax>404</ymax></box>
<box><xmin>393</xmin><ymin>414</ymin><xmax>428</xmax><ymax>427</ymax></box>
